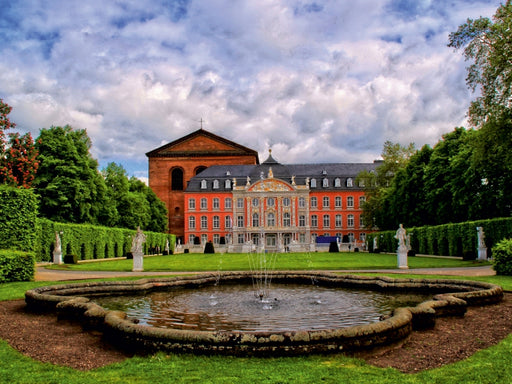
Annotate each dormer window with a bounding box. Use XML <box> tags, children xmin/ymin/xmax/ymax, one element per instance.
<box><xmin>322</xmin><ymin>178</ymin><xmax>329</xmax><ymax>187</ymax></box>
<box><xmin>213</xmin><ymin>180</ymin><xmax>219</xmax><ymax>189</ymax></box>
<box><xmin>225</xmin><ymin>179</ymin><xmax>231</xmax><ymax>189</ymax></box>
<box><xmin>310</xmin><ymin>178</ymin><xmax>317</xmax><ymax>188</ymax></box>
<box><xmin>347</xmin><ymin>178</ymin><xmax>353</xmax><ymax>187</ymax></box>
<box><xmin>226</xmin><ymin>171</ymin><xmax>231</xmax><ymax>176</ymax></box>
<box><xmin>322</xmin><ymin>170</ymin><xmax>327</xmax><ymax>175</ymax></box>
<box><xmin>200</xmin><ymin>179</ymin><xmax>207</xmax><ymax>189</ymax></box>
<box><xmin>334</xmin><ymin>178</ymin><xmax>341</xmax><ymax>187</ymax></box>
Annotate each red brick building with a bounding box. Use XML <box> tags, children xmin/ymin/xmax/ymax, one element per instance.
<box><xmin>146</xmin><ymin>129</ymin><xmax>259</xmax><ymax>240</ymax></box>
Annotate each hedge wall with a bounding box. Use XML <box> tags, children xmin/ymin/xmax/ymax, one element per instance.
<box><xmin>367</xmin><ymin>217</ymin><xmax>512</xmax><ymax>257</ymax></box>
<box><xmin>36</xmin><ymin>218</ymin><xmax>175</xmax><ymax>262</ymax></box>
<box><xmin>0</xmin><ymin>250</ymin><xmax>35</xmax><ymax>282</ymax></box>
<box><xmin>0</xmin><ymin>186</ymin><xmax>38</xmax><ymax>252</ymax></box>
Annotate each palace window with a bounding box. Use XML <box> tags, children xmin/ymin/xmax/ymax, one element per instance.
<box><xmin>267</xmin><ymin>197</ymin><xmax>275</xmax><ymax>207</ymax></box>
<box><xmin>347</xmin><ymin>196</ymin><xmax>354</xmax><ymax>208</ymax></box>
<box><xmin>213</xmin><ymin>234</ymin><xmax>220</xmax><ymax>244</ymax></box>
<box><xmin>188</xmin><ymin>234</ymin><xmax>195</xmax><ymax>244</ymax></box>
<box><xmin>311</xmin><ymin>215</ymin><xmax>318</xmax><ymax>227</ymax></box>
<box><xmin>359</xmin><ymin>196</ymin><xmax>366</xmax><ymax>208</ymax></box>
<box><xmin>335</xmin><ymin>214</ymin><xmax>342</xmax><ymax>228</ymax></box>
<box><xmin>200</xmin><ymin>198</ymin><xmax>207</xmax><ymax>210</ymax></box>
<box><xmin>189</xmin><ymin>216</ymin><xmax>196</xmax><ymax>229</ymax></box>
<box><xmin>298</xmin><ymin>197</ymin><xmax>306</xmax><ymax>208</ymax></box>
<box><xmin>201</xmin><ymin>180</ymin><xmax>207</xmax><ymax>189</ymax></box>
<box><xmin>252</xmin><ymin>213</ymin><xmax>259</xmax><ymax>227</ymax></box>
<box><xmin>323</xmin><ymin>214</ymin><xmax>330</xmax><ymax>228</ymax></box>
<box><xmin>225</xmin><ymin>216</ymin><xmax>232</xmax><ymax>228</ymax></box>
<box><xmin>310</xmin><ymin>197</ymin><xmax>317</xmax><ymax>209</ymax></box>
<box><xmin>188</xmin><ymin>198</ymin><xmax>196</xmax><ymax>210</ymax></box>
<box><xmin>225</xmin><ymin>198</ymin><xmax>232</xmax><ymax>209</ymax></box>
<box><xmin>225</xmin><ymin>179</ymin><xmax>232</xmax><ymax>189</ymax></box>
<box><xmin>213</xmin><ymin>216</ymin><xmax>220</xmax><ymax>229</ymax></box>
<box><xmin>283</xmin><ymin>197</ymin><xmax>290</xmax><ymax>207</ymax></box>
<box><xmin>322</xmin><ymin>178</ymin><xmax>329</xmax><ymax>187</ymax></box>
<box><xmin>252</xmin><ymin>198</ymin><xmax>259</xmax><ymax>207</ymax></box>
<box><xmin>267</xmin><ymin>213</ymin><xmax>275</xmax><ymax>226</ymax></box>
<box><xmin>237</xmin><ymin>198</ymin><xmax>244</xmax><ymax>209</ymax></box>
<box><xmin>237</xmin><ymin>215</ymin><xmax>244</xmax><ymax>228</ymax></box>
<box><xmin>201</xmin><ymin>216</ymin><xmax>208</xmax><ymax>229</ymax></box>
<box><xmin>347</xmin><ymin>178</ymin><xmax>353</xmax><ymax>187</ymax></box>
<box><xmin>299</xmin><ymin>215</ymin><xmax>306</xmax><ymax>227</ymax></box>
<box><xmin>201</xmin><ymin>234</ymin><xmax>208</xmax><ymax>244</ymax></box>
<box><xmin>213</xmin><ymin>198</ymin><xmax>220</xmax><ymax>209</ymax></box>
<box><xmin>238</xmin><ymin>234</ymin><xmax>244</xmax><ymax>244</ymax></box>
<box><xmin>359</xmin><ymin>215</ymin><xmax>364</xmax><ymax>228</ymax></box>
<box><xmin>335</xmin><ymin>196</ymin><xmax>342</xmax><ymax>208</ymax></box>
<box><xmin>310</xmin><ymin>178</ymin><xmax>317</xmax><ymax>188</ymax></box>
<box><xmin>347</xmin><ymin>214</ymin><xmax>354</xmax><ymax>228</ymax></box>
<box><xmin>213</xmin><ymin>180</ymin><xmax>219</xmax><ymax>189</ymax></box>
<box><xmin>323</xmin><ymin>196</ymin><xmax>330</xmax><ymax>209</ymax></box>
<box><xmin>334</xmin><ymin>178</ymin><xmax>341</xmax><ymax>187</ymax></box>
<box><xmin>283</xmin><ymin>212</ymin><xmax>291</xmax><ymax>227</ymax></box>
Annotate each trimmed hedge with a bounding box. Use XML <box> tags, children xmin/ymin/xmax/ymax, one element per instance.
<box><xmin>367</xmin><ymin>217</ymin><xmax>512</xmax><ymax>257</ymax></box>
<box><xmin>0</xmin><ymin>249</ymin><xmax>35</xmax><ymax>282</ymax></box>
<box><xmin>0</xmin><ymin>186</ymin><xmax>38</xmax><ymax>252</ymax></box>
<box><xmin>35</xmin><ymin>218</ymin><xmax>175</xmax><ymax>262</ymax></box>
<box><xmin>493</xmin><ymin>238</ymin><xmax>512</xmax><ymax>275</ymax></box>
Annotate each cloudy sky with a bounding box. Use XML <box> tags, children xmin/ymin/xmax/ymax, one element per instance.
<box><xmin>0</xmin><ymin>0</ymin><xmax>502</xmax><ymax>181</ymax></box>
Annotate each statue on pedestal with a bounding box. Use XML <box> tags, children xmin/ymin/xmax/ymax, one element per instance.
<box><xmin>395</xmin><ymin>224</ymin><xmax>408</xmax><ymax>269</ymax></box>
<box><xmin>131</xmin><ymin>227</ymin><xmax>146</xmax><ymax>272</ymax></box>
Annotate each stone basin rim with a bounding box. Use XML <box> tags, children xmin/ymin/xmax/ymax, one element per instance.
<box><xmin>24</xmin><ymin>271</ymin><xmax>504</xmax><ymax>356</ymax></box>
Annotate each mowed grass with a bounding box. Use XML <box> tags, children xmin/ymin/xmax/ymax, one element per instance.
<box><xmin>2</xmin><ymin>255</ymin><xmax>510</xmax><ymax>384</ymax></box>
<box><xmin>46</xmin><ymin>252</ymin><xmax>489</xmax><ymax>272</ymax></box>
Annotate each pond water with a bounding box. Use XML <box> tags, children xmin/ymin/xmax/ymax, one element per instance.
<box><xmin>93</xmin><ymin>284</ymin><xmax>431</xmax><ymax>332</ymax></box>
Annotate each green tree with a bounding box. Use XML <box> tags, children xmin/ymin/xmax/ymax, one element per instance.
<box><xmin>34</xmin><ymin>126</ymin><xmax>112</xmax><ymax>224</ymax></box>
<box><xmin>101</xmin><ymin>162</ymin><xmax>168</xmax><ymax>232</ymax></box>
<box><xmin>357</xmin><ymin>141</ymin><xmax>416</xmax><ymax>230</ymax></box>
<box><xmin>449</xmin><ymin>1</ymin><xmax>512</xmax><ymax>126</ymax></box>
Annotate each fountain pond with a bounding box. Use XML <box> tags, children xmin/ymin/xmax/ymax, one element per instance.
<box><xmin>25</xmin><ymin>271</ymin><xmax>503</xmax><ymax>356</ymax></box>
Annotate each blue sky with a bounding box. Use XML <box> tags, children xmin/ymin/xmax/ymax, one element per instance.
<box><xmin>0</xmin><ymin>0</ymin><xmax>502</xmax><ymax>182</ymax></box>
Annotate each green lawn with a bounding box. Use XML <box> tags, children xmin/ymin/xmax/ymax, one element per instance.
<box><xmin>46</xmin><ymin>252</ymin><xmax>489</xmax><ymax>272</ymax></box>
<box><xmin>2</xmin><ymin>256</ymin><xmax>511</xmax><ymax>384</ymax></box>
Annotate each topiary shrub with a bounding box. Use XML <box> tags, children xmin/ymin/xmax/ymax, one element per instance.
<box><xmin>204</xmin><ymin>241</ymin><xmax>215</xmax><ymax>254</ymax></box>
<box><xmin>328</xmin><ymin>241</ymin><xmax>339</xmax><ymax>253</ymax></box>
<box><xmin>492</xmin><ymin>239</ymin><xmax>512</xmax><ymax>275</ymax></box>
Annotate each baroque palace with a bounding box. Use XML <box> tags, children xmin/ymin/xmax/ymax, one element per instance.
<box><xmin>147</xmin><ymin>129</ymin><xmax>378</xmax><ymax>253</ymax></box>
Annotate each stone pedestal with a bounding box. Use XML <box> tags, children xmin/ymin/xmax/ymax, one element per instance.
<box><xmin>132</xmin><ymin>252</ymin><xmax>144</xmax><ymax>272</ymax></box>
<box><xmin>478</xmin><ymin>247</ymin><xmax>488</xmax><ymax>261</ymax></box>
<box><xmin>52</xmin><ymin>249</ymin><xmax>62</xmax><ymax>265</ymax></box>
<box><xmin>397</xmin><ymin>246</ymin><xmax>408</xmax><ymax>269</ymax></box>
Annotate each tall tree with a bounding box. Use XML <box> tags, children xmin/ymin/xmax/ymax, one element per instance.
<box><xmin>0</xmin><ymin>99</ymin><xmax>39</xmax><ymax>187</ymax></box>
<box><xmin>449</xmin><ymin>2</ymin><xmax>512</xmax><ymax>220</ymax></box>
<box><xmin>34</xmin><ymin>126</ymin><xmax>111</xmax><ymax>224</ymax></box>
<box><xmin>449</xmin><ymin>1</ymin><xmax>512</xmax><ymax>126</ymax></box>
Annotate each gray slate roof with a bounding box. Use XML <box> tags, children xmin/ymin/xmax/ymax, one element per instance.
<box><xmin>186</xmin><ymin>157</ymin><xmax>380</xmax><ymax>192</ymax></box>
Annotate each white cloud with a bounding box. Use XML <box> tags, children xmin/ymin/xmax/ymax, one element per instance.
<box><xmin>0</xmin><ymin>0</ymin><xmax>503</xmax><ymax>177</ymax></box>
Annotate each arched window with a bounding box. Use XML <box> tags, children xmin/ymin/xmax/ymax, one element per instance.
<box><xmin>310</xmin><ymin>178</ymin><xmax>317</xmax><ymax>188</ymax></box>
<box><xmin>322</xmin><ymin>178</ymin><xmax>329</xmax><ymax>187</ymax></box>
<box><xmin>334</xmin><ymin>178</ymin><xmax>341</xmax><ymax>187</ymax></box>
<box><xmin>213</xmin><ymin>180</ymin><xmax>219</xmax><ymax>189</ymax></box>
<box><xmin>347</xmin><ymin>178</ymin><xmax>353</xmax><ymax>187</ymax></box>
<box><xmin>225</xmin><ymin>179</ymin><xmax>232</xmax><ymax>189</ymax></box>
<box><xmin>200</xmin><ymin>179</ymin><xmax>207</xmax><ymax>189</ymax></box>
<box><xmin>283</xmin><ymin>212</ymin><xmax>291</xmax><ymax>227</ymax></box>
<box><xmin>171</xmin><ymin>168</ymin><xmax>183</xmax><ymax>190</ymax></box>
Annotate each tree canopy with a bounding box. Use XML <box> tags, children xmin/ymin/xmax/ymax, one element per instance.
<box><xmin>0</xmin><ymin>99</ymin><xmax>39</xmax><ymax>188</ymax></box>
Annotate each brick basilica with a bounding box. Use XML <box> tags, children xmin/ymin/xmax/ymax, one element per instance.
<box><xmin>147</xmin><ymin>129</ymin><xmax>378</xmax><ymax>252</ymax></box>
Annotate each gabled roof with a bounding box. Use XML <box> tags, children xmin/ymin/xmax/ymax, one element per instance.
<box><xmin>145</xmin><ymin>129</ymin><xmax>260</xmax><ymax>163</ymax></box>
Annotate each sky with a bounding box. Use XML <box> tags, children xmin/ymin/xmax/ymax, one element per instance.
<box><xmin>0</xmin><ymin>0</ymin><xmax>503</xmax><ymax>183</ymax></box>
